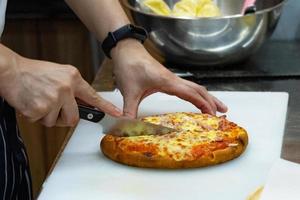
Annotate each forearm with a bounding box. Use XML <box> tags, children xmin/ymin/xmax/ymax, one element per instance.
<box><xmin>65</xmin><ymin>0</ymin><xmax>130</xmax><ymax>41</ymax></box>
<box><xmin>0</xmin><ymin>44</ymin><xmax>20</xmax><ymax>97</ymax></box>
<box><xmin>65</xmin><ymin>1</ymin><xmax>227</xmax><ymax>117</ymax></box>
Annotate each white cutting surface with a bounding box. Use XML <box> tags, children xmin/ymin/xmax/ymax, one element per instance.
<box><xmin>38</xmin><ymin>91</ymin><xmax>289</xmax><ymax>200</ymax></box>
<box><xmin>260</xmin><ymin>159</ymin><xmax>300</xmax><ymax>200</ymax></box>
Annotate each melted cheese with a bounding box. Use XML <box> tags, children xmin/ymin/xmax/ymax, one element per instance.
<box><xmin>119</xmin><ymin>113</ymin><xmax>239</xmax><ymax>161</ymax></box>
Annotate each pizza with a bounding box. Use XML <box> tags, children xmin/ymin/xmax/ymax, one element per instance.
<box><xmin>100</xmin><ymin>112</ymin><xmax>248</xmax><ymax>169</ymax></box>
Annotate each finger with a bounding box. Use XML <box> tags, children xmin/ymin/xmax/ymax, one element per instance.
<box><xmin>183</xmin><ymin>79</ymin><xmax>227</xmax><ymax>113</ymax></box>
<box><xmin>182</xmin><ymin>80</ymin><xmax>227</xmax><ymax>113</ymax></box>
<box><xmin>17</xmin><ymin>113</ymin><xmax>39</xmax><ymax>125</ymax></box>
<box><xmin>123</xmin><ymin>88</ymin><xmax>156</xmax><ymax>118</ymax></box>
<box><xmin>182</xmin><ymin>79</ymin><xmax>217</xmax><ymax>114</ymax></box>
<box><xmin>21</xmin><ymin>102</ymin><xmax>49</xmax><ymax>123</ymax></box>
<box><xmin>74</xmin><ymin>80</ymin><xmax>122</xmax><ymax>117</ymax></box>
<box><xmin>162</xmin><ymin>83</ymin><xmax>214</xmax><ymax>115</ymax></box>
<box><xmin>123</xmin><ymin>93</ymin><xmax>142</xmax><ymax>119</ymax></box>
<box><xmin>212</xmin><ymin>96</ymin><xmax>228</xmax><ymax>113</ymax></box>
<box><xmin>39</xmin><ymin>105</ymin><xmax>62</xmax><ymax>127</ymax></box>
<box><xmin>56</xmin><ymin>98</ymin><xmax>79</xmax><ymax>127</ymax></box>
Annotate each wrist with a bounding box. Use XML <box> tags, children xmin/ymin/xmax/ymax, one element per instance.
<box><xmin>0</xmin><ymin>46</ymin><xmax>20</xmax><ymax>97</ymax></box>
<box><xmin>110</xmin><ymin>38</ymin><xmax>145</xmax><ymax>60</ymax></box>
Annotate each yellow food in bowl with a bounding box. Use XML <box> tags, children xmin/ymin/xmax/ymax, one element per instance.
<box><xmin>172</xmin><ymin>0</ymin><xmax>198</xmax><ymax>17</ymax></box>
<box><xmin>197</xmin><ymin>2</ymin><xmax>221</xmax><ymax>17</ymax></box>
<box><xmin>143</xmin><ymin>0</ymin><xmax>221</xmax><ymax>17</ymax></box>
<box><xmin>143</xmin><ymin>0</ymin><xmax>171</xmax><ymax>16</ymax></box>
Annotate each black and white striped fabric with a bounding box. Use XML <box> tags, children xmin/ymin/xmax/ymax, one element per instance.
<box><xmin>0</xmin><ymin>98</ymin><xmax>32</xmax><ymax>200</ymax></box>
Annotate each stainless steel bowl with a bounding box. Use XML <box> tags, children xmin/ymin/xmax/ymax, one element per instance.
<box><xmin>121</xmin><ymin>0</ymin><xmax>286</xmax><ymax>66</ymax></box>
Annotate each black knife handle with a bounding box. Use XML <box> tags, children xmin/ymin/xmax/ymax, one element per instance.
<box><xmin>78</xmin><ymin>104</ymin><xmax>105</xmax><ymax>123</ymax></box>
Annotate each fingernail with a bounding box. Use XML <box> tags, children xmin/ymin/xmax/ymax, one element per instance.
<box><xmin>223</xmin><ymin>106</ymin><xmax>228</xmax><ymax>112</ymax></box>
<box><xmin>217</xmin><ymin>101</ymin><xmax>227</xmax><ymax>111</ymax></box>
<box><xmin>221</xmin><ymin>100</ymin><xmax>227</xmax><ymax>106</ymax></box>
<box><xmin>221</xmin><ymin>103</ymin><xmax>228</xmax><ymax>111</ymax></box>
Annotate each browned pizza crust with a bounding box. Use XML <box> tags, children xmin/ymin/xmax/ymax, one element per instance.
<box><xmin>100</xmin><ymin>113</ymin><xmax>248</xmax><ymax>169</ymax></box>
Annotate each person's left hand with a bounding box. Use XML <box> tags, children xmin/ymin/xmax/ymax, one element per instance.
<box><xmin>111</xmin><ymin>39</ymin><xmax>228</xmax><ymax>118</ymax></box>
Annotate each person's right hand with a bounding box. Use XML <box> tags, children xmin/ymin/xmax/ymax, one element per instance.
<box><xmin>0</xmin><ymin>55</ymin><xmax>122</xmax><ymax>127</ymax></box>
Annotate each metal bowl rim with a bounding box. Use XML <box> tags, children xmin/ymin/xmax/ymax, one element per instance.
<box><xmin>121</xmin><ymin>0</ymin><xmax>287</xmax><ymax>20</ymax></box>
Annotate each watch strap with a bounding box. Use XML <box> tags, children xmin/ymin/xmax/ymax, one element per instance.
<box><xmin>101</xmin><ymin>24</ymin><xmax>148</xmax><ymax>58</ymax></box>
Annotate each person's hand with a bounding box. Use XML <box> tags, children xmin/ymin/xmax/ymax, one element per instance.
<box><xmin>0</xmin><ymin>55</ymin><xmax>122</xmax><ymax>127</ymax></box>
<box><xmin>111</xmin><ymin>39</ymin><xmax>228</xmax><ymax>118</ymax></box>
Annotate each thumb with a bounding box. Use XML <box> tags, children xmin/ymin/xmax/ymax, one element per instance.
<box><xmin>75</xmin><ymin>80</ymin><xmax>122</xmax><ymax>117</ymax></box>
<box><xmin>123</xmin><ymin>94</ymin><xmax>141</xmax><ymax>119</ymax></box>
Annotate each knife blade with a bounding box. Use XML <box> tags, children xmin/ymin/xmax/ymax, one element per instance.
<box><xmin>104</xmin><ymin>117</ymin><xmax>176</xmax><ymax>137</ymax></box>
<box><xmin>77</xmin><ymin>103</ymin><xmax>175</xmax><ymax>137</ymax></box>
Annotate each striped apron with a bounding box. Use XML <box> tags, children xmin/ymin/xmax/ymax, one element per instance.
<box><xmin>0</xmin><ymin>1</ymin><xmax>33</xmax><ymax>199</ymax></box>
<box><xmin>0</xmin><ymin>99</ymin><xmax>33</xmax><ymax>200</ymax></box>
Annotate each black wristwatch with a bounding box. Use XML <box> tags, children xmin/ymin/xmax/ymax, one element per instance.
<box><xmin>101</xmin><ymin>24</ymin><xmax>148</xmax><ymax>59</ymax></box>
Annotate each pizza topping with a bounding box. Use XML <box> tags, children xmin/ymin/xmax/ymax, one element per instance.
<box><xmin>218</xmin><ymin>118</ymin><xmax>237</xmax><ymax>131</ymax></box>
<box><xmin>215</xmin><ymin>136</ymin><xmax>223</xmax><ymax>142</ymax></box>
<box><xmin>124</xmin><ymin>143</ymin><xmax>158</xmax><ymax>154</ymax></box>
<box><xmin>191</xmin><ymin>145</ymin><xmax>206</xmax><ymax>158</ymax></box>
<box><xmin>101</xmin><ymin>112</ymin><xmax>248</xmax><ymax>169</ymax></box>
<box><xmin>115</xmin><ymin>113</ymin><xmax>245</xmax><ymax>161</ymax></box>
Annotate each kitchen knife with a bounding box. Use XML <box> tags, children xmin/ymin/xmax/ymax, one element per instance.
<box><xmin>78</xmin><ymin>104</ymin><xmax>106</xmax><ymax>123</ymax></box>
<box><xmin>104</xmin><ymin>117</ymin><xmax>176</xmax><ymax>137</ymax></box>
<box><xmin>78</xmin><ymin>104</ymin><xmax>175</xmax><ymax>136</ymax></box>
